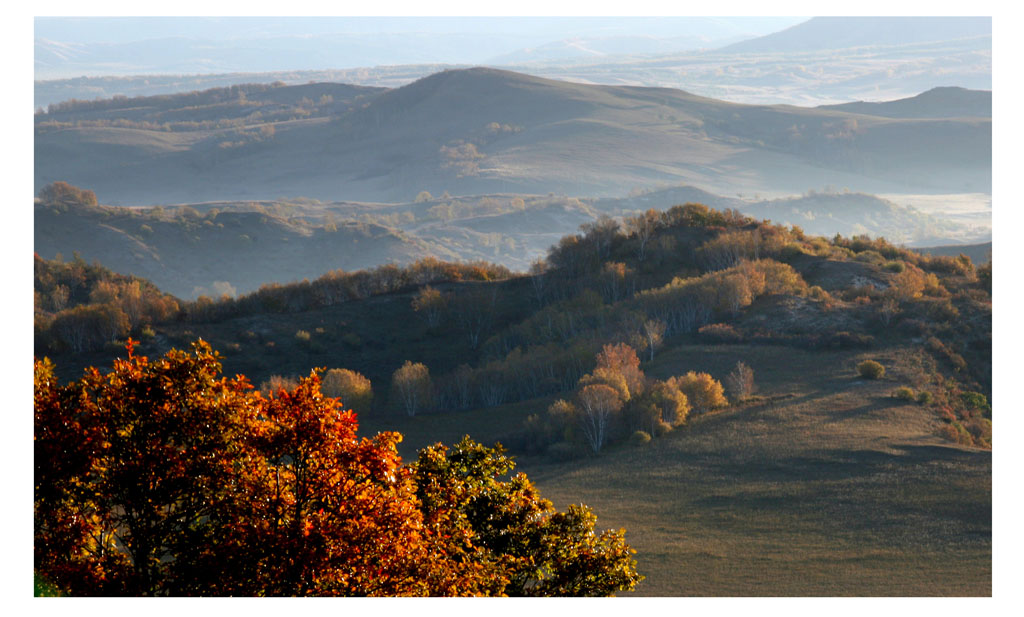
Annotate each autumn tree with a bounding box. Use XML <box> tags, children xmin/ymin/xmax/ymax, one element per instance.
<box><xmin>624</xmin><ymin>208</ymin><xmax>661</xmax><ymax>262</ymax></box>
<box><xmin>676</xmin><ymin>371</ymin><xmax>728</xmax><ymax>415</ymax></box>
<box><xmin>577</xmin><ymin>384</ymin><xmax>625</xmax><ymax>454</ymax></box>
<box><xmin>34</xmin><ymin>340</ymin><xmax>255</xmax><ymax>595</ymax></box>
<box><xmin>198</xmin><ymin>374</ymin><xmax>431</xmax><ymax>596</ymax></box>
<box><xmin>320</xmin><ymin>368</ymin><xmax>374</xmax><ymax>415</ymax></box>
<box><xmin>640</xmin><ymin>319</ymin><xmax>666</xmax><ymax>362</ymax></box>
<box><xmin>38</xmin><ymin>181</ymin><xmax>98</xmax><ymax>208</ymax></box>
<box><xmin>725</xmin><ymin>361</ymin><xmax>755</xmax><ymax>401</ymax></box>
<box><xmin>698</xmin><ymin>229</ymin><xmax>763</xmax><ymax>271</ymax></box>
<box><xmin>579</xmin><ymin>368</ymin><xmax>631</xmax><ymax>403</ymax></box>
<box><xmin>35</xmin><ymin>342</ymin><xmax>642</xmax><ymax>597</ymax></box>
<box><xmin>412</xmin><ymin>285</ymin><xmax>447</xmax><ymax>328</ymax></box>
<box><xmin>599</xmin><ymin>262</ymin><xmax>632</xmax><ymax>303</ymax></box>
<box><xmin>413</xmin><ymin>437</ymin><xmax>643</xmax><ymax>595</ymax></box>
<box><xmin>528</xmin><ymin>258</ymin><xmax>549</xmax><ymax>306</ymax></box>
<box><xmin>647</xmin><ymin>379</ymin><xmax>691</xmax><ymax>428</ymax></box>
<box><xmin>391</xmin><ymin>360</ymin><xmax>434</xmax><ymax>416</ymax></box>
<box><xmin>454</xmin><ymin>286</ymin><xmax>497</xmax><ymax>349</ymax></box>
<box><xmin>579</xmin><ymin>215</ymin><xmax>620</xmax><ymax>263</ymax></box>
<box><xmin>49</xmin><ymin>303</ymin><xmax>130</xmax><ymax>352</ymax></box>
<box><xmin>595</xmin><ymin>343</ymin><xmax>645</xmax><ymax>399</ymax></box>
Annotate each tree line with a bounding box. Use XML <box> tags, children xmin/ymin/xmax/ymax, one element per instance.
<box><xmin>34</xmin><ymin>254</ymin><xmax>180</xmax><ymax>353</ymax></box>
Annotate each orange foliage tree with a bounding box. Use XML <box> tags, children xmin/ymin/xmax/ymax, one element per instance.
<box><xmin>35</xmin><ymin>341</ymin><xmax>641</xmax><ymax>597</ymax></box>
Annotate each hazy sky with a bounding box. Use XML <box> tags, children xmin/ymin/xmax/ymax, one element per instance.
<box><xmin>35</xmin><ymin>16</ymin><xmax>808</xmax><ymax>44</ymax></box>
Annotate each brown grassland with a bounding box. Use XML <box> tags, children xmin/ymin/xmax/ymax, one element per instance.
<box><xmin>362</xmin><ymin>343</ymin><xmax>991</xmax><ymax>596</ymax></box>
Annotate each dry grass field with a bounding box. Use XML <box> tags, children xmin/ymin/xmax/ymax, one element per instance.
<box><xmin>362</xmin><ymin>343</ymin><xmax>991</xmax><ymax>596</ymax></box>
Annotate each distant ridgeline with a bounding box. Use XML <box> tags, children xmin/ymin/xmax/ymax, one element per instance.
<box><xmin>34</xmin><ymin>180</ymin><xmax>985</xmax><ymax>303</ymax></box>
<box><xmin>34</xmin><ymin>68</ymin><xmax>991</xmax><ymax>205</ymax></box>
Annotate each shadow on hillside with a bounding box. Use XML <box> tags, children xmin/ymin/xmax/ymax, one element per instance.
<box><xmin>689</xmin><ymin>446</ymin><xmax>991</xmax><ymax>543</ymax></box>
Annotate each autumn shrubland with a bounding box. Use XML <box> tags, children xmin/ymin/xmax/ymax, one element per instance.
<box><xmin>35</xmin><ymin>201</ymin><xmax>991</xmax><ymax>596</ymax></box>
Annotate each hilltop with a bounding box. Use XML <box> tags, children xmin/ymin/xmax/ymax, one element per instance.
<box><xmin>819</xmin><ymin>87</ymin><xmax>991</xmax><ymax>119</ymax></box>
<box><xmin>35</xmin><ymin>68</ymin><xmax>991</xmax><ymax>205</ymax></box>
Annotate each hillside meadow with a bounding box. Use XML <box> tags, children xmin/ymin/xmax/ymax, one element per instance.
<box><xmin>361</xmin><ymin>343</ymin><xmax>990</xmax><ymax>596</ymax></box>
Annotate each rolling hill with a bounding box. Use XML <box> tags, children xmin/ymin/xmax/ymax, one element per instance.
<box><xmin>818</xmin><ymin>87</ymin><xmax>991</xmax><ymax>119</ymax></box>
<box><xmin>33</xmin><ymin>199</ymin><xmax>449</xmax><ymax>299</ymax></box>
<box><xmin>35</xmin><ymin>68</ymin><xmax>991</xmax><ymax>206</ymax></box>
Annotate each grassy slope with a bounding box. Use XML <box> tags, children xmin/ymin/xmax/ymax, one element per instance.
<box><xmin>361</xmin><ymin>343</ymin><xmax>991</xmax><ymax>596</ymax></box>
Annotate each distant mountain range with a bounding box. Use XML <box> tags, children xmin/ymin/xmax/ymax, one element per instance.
<box><xmin>35</xmin><ymin>68</ymin><xmax>991</xmax><ymax>206</ymax></box>
<box><xmin>34</xmin><ymin>16</ymin><xmax>805</xmax><ymax>80</ymax></box>
<box><xmin>35</xmin><ymin>16</ymin><xmax>990</xmax><ymax>109</ymax></box>
<box><xmin>718</xmin><ymin>16</ymin><xmax>990</xmax><ymax>54</ymax></box>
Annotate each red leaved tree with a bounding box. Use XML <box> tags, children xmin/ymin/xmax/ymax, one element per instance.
<box><xmin>35</xmin><ymin>341</ymin><xmax>643</xmax><ymax>597</ymax></box>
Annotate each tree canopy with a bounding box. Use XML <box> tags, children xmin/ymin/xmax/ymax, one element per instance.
<box><xmin>34</xmin><ymin>340</ymin><xmax>642</xmax><ymax>596</ymax></box>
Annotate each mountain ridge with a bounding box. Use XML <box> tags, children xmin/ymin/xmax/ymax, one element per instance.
<box><xmin>35</xmin><ymin>68</ymin><xmax>991</xmax><ymax>206</ymax></box>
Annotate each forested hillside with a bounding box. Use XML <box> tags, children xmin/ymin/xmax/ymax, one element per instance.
<box><xmin>38</xmin><ymin>203</ymin><xmax>991</xmax><ymax>449</ymax></box>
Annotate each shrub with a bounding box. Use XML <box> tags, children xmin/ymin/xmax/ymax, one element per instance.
<box><xmin>651</xmin><ymin>421</ymin><xmax>673</xmax><ymax>437</ymax></box>
<box><xmin>697</xmin><ymin>323</ymin><xmax>743</xmax><ymax>343</ymax></box>
<box><xmin>819</xmin><ymin>331</ymin><xmax>874</xmax><ymax>350</ymax></box>
<box><xmin>321</xmin><ymin>368</ymin><xmax>374</xmax><ymax>415</ymax></box>
<box><xmin>629</xmin><ymin>430</ymin><xmax>652</xmax><ymax>446</ymax></box>
<box><xmin>960</xmin><ymin>391</ymin><xmax>991</xmax><ymax>415</ymax></box>
<box><xmin>963</xmin><ymin>417</ymin><xmax>992</xmax><ymax>446</ymax></box>
<box><xmin>857</xmin><ymin>360</ymin><xmax>885</xmax><ymax>380</ymax></box>
<box><xmin>893</xmin><ymin>387</ymin><xmax>916</xmax><ymax>401</ymax></box>
<box><xmin>726</xmin><ymin>361</ymin><xmax>755</xmax><ymax>401</ymax></box>
<box><xmin>390</xmin><ymin>361</ymin><xmax>434</xmax><ymax>417</ymax></box>
<box><xmin>937</xmin><ymin>421</ymin><xmax>972</xmax><ymax>445</ymax></box>
<box><xmin>38</xmin><ymin>181</ymin><xmax>98</xmax><ymax>208</ymax></box>
<box><xmin>778</xmin><ymin>243</ymin><xmax>807</xmax><ymax>261</ymax></box>
<box><xmin>808</xmin><ymin>285</ymin><xmax>831</xmax><ymax>301</ymax></box>
<box><xmin>854</xmin><ymin>250</ymin><xmax>885</xmax><ymax>264</ymax></box>
<box><xmin>916</xmin><ymin>391</ymin><xmax>934</xmax><ymax>405</ymax></box>
<box><xmin>937</xmin><ymin>405</ymin><xmax>957</xmax><ymax>423</ymax></box>
<box><xmin>884</xmin><ymin>261</ymin><xmax>906</xmax><ymax>273</ymax></box>
<box><xmin>675</xmin><ymin>372</ymin><xmax>728</xmax><ymax>414</ymax></box>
